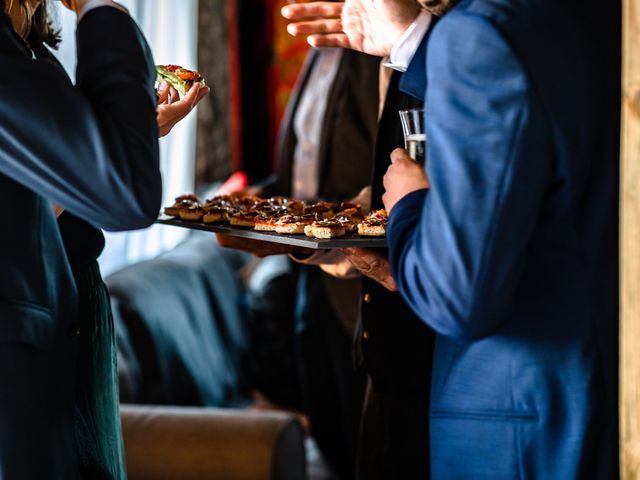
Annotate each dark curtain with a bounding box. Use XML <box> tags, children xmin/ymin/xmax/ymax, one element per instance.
<box><xmin>237</xmin><ymin>0</ymin><xmax>273</xmax><ymax>183</ymax></box>
<box><xmin>196</xmin><ymin>0</ymin><xmax>234</xmax><ymax>185</ymax></box>
<box><xmin>196</xmin><ymin>0</ymin><xmax>308</xmax><ymax>186</ymax></box>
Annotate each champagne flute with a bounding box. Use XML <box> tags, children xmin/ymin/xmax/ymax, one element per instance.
<box><xmin>399</xmin><ymin>108</ymin><xmax>426</xmax><ymax>163</ymax></box>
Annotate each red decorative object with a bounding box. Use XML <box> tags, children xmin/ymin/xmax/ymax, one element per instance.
<box><xmin>227</xmin><ymin>0</ymin><xmax>243</xmax><ymax>172</ymax></box>
<box><xmin>215</xmin><ymin>171</ymin><xmax>249</xmax><ymax>196</ymax></box>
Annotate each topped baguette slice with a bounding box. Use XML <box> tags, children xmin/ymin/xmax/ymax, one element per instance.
<box><xmin>203</xmin><ymin>206</ymin><xmax>229</xmax><ymax>224</ymax></box>
<box><xmin>179</xmin><ymin>205</ymin><xmax>205</xmax><ymax>221</ymax></box>
<box><xmin>304</xmin><ymin>202</ymin><xmax>335</xmax><ymax>219</ymax></box>
<box><xmin>274</xmin><ymin>214</ymin><xmax>316</xmax><ymax>234</ymax></box>
<box><xmin>254</xmin><ymin>215</ymin><xmax>279</xmax><ymax>231</ymax></box>
<box><xmin>357</xmin><ymin>209</ymin><xmax>387</xmax><ymax>237</ymax></box>
<box><xmin>164</xmin><ymin>194</ymin><xmax>200</xmax><ymax>217</ymax></box>
<box><xmin>156</xmin><ymin>65</ymin><xmax>206</xmax><ymax>96</ymax></box>
<box><xmin>308</xmin><ymin>219</ymin><xmax>346</xmax><ymax>239</ymax></box>
<box><xmin>230</xmin><ymin>211</ymin><xmax>260</xmax><ymax>228</ymax></box>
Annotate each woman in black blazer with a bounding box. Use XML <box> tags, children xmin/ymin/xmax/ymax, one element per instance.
<box><xmin>0</xmin><ymin>1</ymin><xmax>206</xmax><ymax>477</ymax></box>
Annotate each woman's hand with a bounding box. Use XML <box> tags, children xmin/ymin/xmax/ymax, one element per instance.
<box><xmin>341</xmin><ymin>248</ymin><xmax>397</xmax><ymax>291</ymax></box>
<box><xmin>382</xmin><ymin>148</ymin><xmax>429</xmax><ymax>213</ymax></box>
<box><xmin>157</xmin><ymin>82</ymin><xmax>210</xmax><ymax>137</ymax></box>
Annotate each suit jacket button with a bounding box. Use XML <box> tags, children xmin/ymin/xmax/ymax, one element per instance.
<box><xmin>363</xmin><ymin>293</ymin><xmax>371</xmax><ymax>304</ymax></box>
<box><xmin>362</xmin><ymin>330</ymin><xmax>370</xmax><ymax>340</ymax></box>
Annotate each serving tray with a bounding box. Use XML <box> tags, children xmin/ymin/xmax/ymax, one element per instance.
<box><xmin>156</xmin><ymin>216</ymin><xmax>387</xmax><ymax>249</ymax></box>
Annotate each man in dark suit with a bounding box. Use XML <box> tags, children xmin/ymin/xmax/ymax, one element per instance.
<box><xmin>259</xmin><ymin>48</ymin><xmax>380</xmax><ymax>201</ymax></box>
<box><xmin>0</xmin><ymin>0</ymin><xmax>161</xmax><ymax>476</ymax></box>
<box><xmin>224</xmin><ymin>46</ymin><xmax>381</xmax><ymax>477</ymax></box>
<box><xmin>246</xmin><ymin>59</ymin><xmax>437</xmax><ymax>480</ymax></box>
<box><xmin>285</xmin><ymin>0</ymin><xmax>621</xmax><ymax>477</ymax></box>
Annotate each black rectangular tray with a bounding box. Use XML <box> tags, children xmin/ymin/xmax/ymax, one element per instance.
<box><xmin>156</xmin><ymin>216</ymin><xmax>387</xmax><ymax>249</ymax></box>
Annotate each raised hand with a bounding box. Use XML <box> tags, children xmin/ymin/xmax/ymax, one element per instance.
<box><xmin>282</xmin><ymin>0</ymin><xmax>420</xmax><ymax>57</ymax></box>
<box><xmin>156</xmin><ymin>81</ymin><xmax>210</xmax><ymax>137</ymax></box>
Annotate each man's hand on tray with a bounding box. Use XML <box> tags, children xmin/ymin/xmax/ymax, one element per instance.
<box><xmin>342</xmin><ymin>248</ymin><xmax>397</xmax><ymax>292</ymax></box>
<box><xmin>216</xmin><ymin>234</ymin><xmax>315</xmax><ymax>258</ymax></box>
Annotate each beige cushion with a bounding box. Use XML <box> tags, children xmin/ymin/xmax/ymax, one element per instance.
<box><xmin>121</xmin><ymin>404</ymin><xmax>306</xmax><ymax>480</ymax></box>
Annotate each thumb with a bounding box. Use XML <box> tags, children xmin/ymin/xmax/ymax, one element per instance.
<box><xmin>390</xmin><ymin>147</ymin><xmax>410</xmax><ymax>163</ymax></box>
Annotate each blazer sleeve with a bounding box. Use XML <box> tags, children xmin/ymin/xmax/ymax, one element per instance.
<box><xmin>388</xmin><ymin>11</ymin><xmax>551</xmax><ymax>340</ymax></box>
<box><xmin>0</xmin><ymin>7</ymin><xmax>160</xmax><ymax>232</ymax></box>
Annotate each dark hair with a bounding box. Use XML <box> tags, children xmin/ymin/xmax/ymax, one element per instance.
<box><xmin>28</xmin><ymin>1</ymin><xmax>61</xmax><ymax>49</ymax></box>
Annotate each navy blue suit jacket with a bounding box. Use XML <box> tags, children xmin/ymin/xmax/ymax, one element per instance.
<box><xmin>388</xmin><ymin>1</ymin><xmax>620</xmax><ymax>478</ymax></box>
<box><xmin>0</xmin><ymin>7</ymin><xmax>160</xmax><ymax>476</ymax></box>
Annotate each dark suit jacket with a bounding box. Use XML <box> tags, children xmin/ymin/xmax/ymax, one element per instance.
<box><xmin>0</xmin><ymin>7</ymin><xmax>160</xmax><ymax>476</ymax></box>
<box><xmin>356</xmin><ymin>71</ymin><xmax>435</xmax><ymax>480</ymax></box>
<box><xmin>254</xmin><ymin>48</ymin><xmax>381</xmax><ymax>478</ymax></box>
<box><xmin>389</xmin><ymin>1</ymin><xmax>620</xmax><ymax>477</ymax></box>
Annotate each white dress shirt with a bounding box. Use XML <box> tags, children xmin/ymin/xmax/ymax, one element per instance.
<box><xmin>292</xmin><ymin>48</ymin><xmax>343</xmax><ymax>200</ymax></box>
<box><xmin>386</xmin><ymin>11</ymin><xmax>433</xmax><ymax>72</ymax></box>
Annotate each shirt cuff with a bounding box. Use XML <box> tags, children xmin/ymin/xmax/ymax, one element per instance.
<box><xmin>78</xmin><ymin>0</ymin><xmax>129</xmax><ymax>23</ymax></box>
<box><xmin>385</xmin><ymin>11</ymin><xmax>433</xmax><ymax>72</ymax></box>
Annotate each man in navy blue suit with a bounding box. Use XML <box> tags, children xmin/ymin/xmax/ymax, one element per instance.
<box><xmin>284</xmin><ymin>0</ymin><xmax>620</xmax><ymax>477</ymax></box>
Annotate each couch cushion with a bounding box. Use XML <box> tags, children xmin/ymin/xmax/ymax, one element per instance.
<box><xmin>107</xmin><ymin>233</ymin><xmax>251</xmax><ymax>406</ymax></box>
<box><xmin>121</xmin><ymin>404</ymin><xmax>306</xmax><ymax>480</ymax></box>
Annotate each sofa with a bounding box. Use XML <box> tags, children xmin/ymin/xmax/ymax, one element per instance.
<box><xmin>121</xmin><ymin>404</ymin><xmax>305</xmax><ymax>480</ymax></box>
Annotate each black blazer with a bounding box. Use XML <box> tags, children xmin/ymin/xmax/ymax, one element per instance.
<box><xmin>356</xmin><ymin>72</ymin><xmax>435</xmax><ymax>479</ymax></box>
<box><xmin>262</xmin><ymin>48</ymin><xmax>381</xmax><ymax>201</ymax></box>
<box><xmin>359</xmin><ymin>72</ymin><xmax>431</xmax><ymax>392</ymax></box>
<box><xmin>0</xmin><ymin>7</ymin><xmax>160</xmax><ymax>349</ymax></box>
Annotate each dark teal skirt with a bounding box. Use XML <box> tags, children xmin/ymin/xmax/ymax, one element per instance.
<box><xmin>73</xmin><ymin>261</ymin><xmax>127</xmax><ymax>480</ymax></box>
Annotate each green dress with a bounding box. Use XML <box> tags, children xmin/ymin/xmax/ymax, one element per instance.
<box><xmin>30</xmin><ymin>39</ymin><xmax>129</xmax><ymax>479</ymax></box>
<box><xmin>73</xmin><ymin>261</ymin><xmax>127</xmax><ymax>480</ymax></box>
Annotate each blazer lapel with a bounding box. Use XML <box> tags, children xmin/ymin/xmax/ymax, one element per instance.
<box><xmin>371</xmin><ymin>72</ymin><xmax>423</xmax><ymax>210</ymax></box>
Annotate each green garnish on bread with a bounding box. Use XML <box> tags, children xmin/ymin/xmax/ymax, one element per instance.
<box><xmin>156</xmin><ymin>65</ymin><xmax>205</xmax><ymax>96</ymax></box>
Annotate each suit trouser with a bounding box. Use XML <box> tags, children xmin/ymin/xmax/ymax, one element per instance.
<box><xmin>296</xmin><ymin>266</ymin><xmax>366</xmax><ymax>479</ymax></box>
<box><xmin>357</xmin><ymin>378</ymin><xmax>430</xmax><ymax>480</ymax></box>
<box><xmin>0</xmin><ymin>338</ymin><xmax>78</xmax><ymax>479</ymax></box>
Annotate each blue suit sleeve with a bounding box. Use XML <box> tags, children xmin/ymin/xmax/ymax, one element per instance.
<box><xmin>388</xmin><ymin>11</ymin><xmax>550</xmax><ymax>340</ymax></box>
<box><xmin>0</xmin><ymin>7</ymin><xmax>161</xmax><ymax>232</ymax></box>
